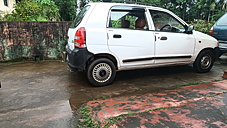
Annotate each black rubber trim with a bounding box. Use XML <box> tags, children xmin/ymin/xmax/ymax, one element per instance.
<box><xmin>155</xmin><ymin>56</ymin><xmax>192</xmax><ymax>59</ymax></box>
<box><xmin>123</xmin><ymin>56</ymin><xmax>192</xmax><ymax>63</ymax></box>
<box><xmin>123</xmin><ymin>57</ymin><xmax>154</xmax><ymax>63</ymax></box>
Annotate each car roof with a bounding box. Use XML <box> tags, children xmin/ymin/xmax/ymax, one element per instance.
<box><xmin>87</xmin><ymin>2</ymin><xmax>188</xmax><ymax>26</ymax></box>
<box><xmin>88</xmin><ymin>2</ymin><xmax>163</xmax><ymax>10</ymax></box>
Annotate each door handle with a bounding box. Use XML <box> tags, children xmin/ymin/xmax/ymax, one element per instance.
<box><xmin>160</xmin><ymin>36</ymin><xmax>167</xmax><ymax>40</ymax></box>
<box><xmin>113</xmin><ymin>34</ymin><xmax>122</xmax><ymax>38</ymax></box>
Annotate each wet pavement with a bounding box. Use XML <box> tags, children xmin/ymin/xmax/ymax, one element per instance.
<box><xmin>87</xmin><ymin>80</ymin><xmax>227</xmax><ymax>127</ymax></box>
<box><xmin>0</xmin><ymin>54</ymin><xmax>227</xmax><ymax>128</ymax></box>
<box><xmin>0</xmin><ymin>61</ymin><xmax>76</xmax><ymax>128</ymax></box>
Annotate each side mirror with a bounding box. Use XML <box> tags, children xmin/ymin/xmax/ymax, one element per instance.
<box><xmin>186</xmin><ymin>25</ymin><xmax>194</xmax><ymax>34</ymax></box>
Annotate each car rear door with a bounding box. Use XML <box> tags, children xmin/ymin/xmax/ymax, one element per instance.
<box><xmin>107</xmin><ymin>6</ymin><xmax>155</xmax><ymax>69</ymax></box>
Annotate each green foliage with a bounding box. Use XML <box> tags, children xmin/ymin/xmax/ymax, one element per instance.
<box><xmin>38</xmin><ymin>0</ymin><xmax>60</xmax><ymax>21</ymax></box>
<box><xmin>3</xmin><ymin>0</ymin><xmax>59</xmax><ymax>21</ymax></box>
<box><xmin>189</xmin><ymin>21</ymin><xmax>215</xmax><ymax>34</ymax></box>
<box><xmin>103</xmin><ymin>116</ymin><xmax>124</xmax><ymax>128</ymax></box>
<box><xmin>77</xmin><ymin>106</ymin><xmax>98</xmax><ymax>128</ymax></box>
<box><xmin>131</xmin><ymin>0</ymin><xmax>226</xmax><ymax>22</ymax></box>
<box><xmin>152</xmin><ymin>106</ymin><xmax>176</xmax><ymax>111</ymax></box>
<box><xmin>52</xmin><ymin>0</ymin><xmax>77</xmax><ymax>21</ymax></box>
<box><xmin>4</xmin><ymin>0</ymin><xmax>42</xmax><ymax>21</ymax></box>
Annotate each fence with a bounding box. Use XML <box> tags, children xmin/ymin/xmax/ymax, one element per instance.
<box><xmin>0</xmin><ymin>21</ymin><xmax>71</xmax><ymax>61</ymax></box>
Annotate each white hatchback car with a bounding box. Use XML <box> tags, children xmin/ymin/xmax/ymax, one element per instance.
<box><xmin>66</xmin><ymin>2</ymin><xmax>219</xmax><ymax>86</ymax></box>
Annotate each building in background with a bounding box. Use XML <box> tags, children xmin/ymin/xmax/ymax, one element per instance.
<box><xmin>0</xmin><ymin>0</ymin><xmax>16</xmax><ymax>17</ymax></box>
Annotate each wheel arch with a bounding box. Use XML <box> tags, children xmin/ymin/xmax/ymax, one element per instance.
<box><xmin>195</xmin><ymin>48</ymin><xmax>218</xmax><ymax>61</ymax></box>
<box><xmin>86</xmin><ymin>53</ymin><xmax>118</xmax><ymax>71</ymax></box>
<box><xmin>193</xmin><ymin>48</ymin><xmax>215</xmax><ymax>73</ymax></box>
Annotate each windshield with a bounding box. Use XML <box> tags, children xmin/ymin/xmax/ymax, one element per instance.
<box><xmin>70</xmin><ymin>5</ymin><xmax>90</xmax><ymax>28</ymax></box>
<box><xmin>217</xmin><ymin>13</ymin><xmax>227</xmax><ymax>26</ymax></box>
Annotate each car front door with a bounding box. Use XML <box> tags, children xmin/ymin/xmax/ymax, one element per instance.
<box><xmin>149</xmin><ymin>10</ymin><xmax>195</xmax><ymax>64</ymax></box>
<box><xmin>107</xmin><ymin>6</ymin><xmax>155</xmax><ymax>70</ymax></box>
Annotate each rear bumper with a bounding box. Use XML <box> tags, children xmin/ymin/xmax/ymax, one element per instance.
<box><xmin>66</xmin><ymin>45</ymin><xmax>93</xmax><ymax>71</ymax></box>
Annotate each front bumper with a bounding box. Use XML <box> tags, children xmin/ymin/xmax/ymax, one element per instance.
<box><xmin>214</xmin><ymin>47</ymin><xmax>221</xmax><ymax>60</ymax></box>
<box><xmin>66</xmin><ymin>45</ymin><xmax>93</xmax><ymax>71</ymax></box>
<box><xmin>218</xmin><ymin>40</ymin><xmax>227</xmax><ymax>54</ymax></box>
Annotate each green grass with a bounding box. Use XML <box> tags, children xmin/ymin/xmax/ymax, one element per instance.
<box><xmin>77</xmin><ymin>105</ymin><xmax>124</xmax><ymax>128</ymax></box>
<box><xmin>152</xmin><ymin>106</ymin><xmax>176</xmax><ymax>111</ymax></box>
<box><xmin>77</xmin><ymin>105</ymin><xmax>176</xmax><ymax>128</ymax></box>
<box><xmin>77</xmin><ymin>106</ymin><xmax>98</xmax><ymax>128</ymax></box>
<box><xmin>100</xmin><ymin>95</ymin><xmax>108</xmax><ymax>99</ymax></box>
<box><xmin>103</xmin><ymin>116</ymin><xmax>124</xmax><ymax>128</ymax></box>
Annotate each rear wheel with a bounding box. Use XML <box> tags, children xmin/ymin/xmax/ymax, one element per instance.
<box><xmin>193</xmin><ymin>50</ymin><xmax>214</xmax><ymax>73</ymax></box>
<box><xmin>87</xmin><ymin>58</ymin><xmax>116</xmax><ymax>87</ymax></box>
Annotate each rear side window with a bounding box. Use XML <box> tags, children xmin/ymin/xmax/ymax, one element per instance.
<box><xmin>217</xmin><ymin>13</ymin><xmax>227</xmax><ymax>26</ymax></box>
<box><xmin>71</xmin><ymin>5</ymin><xmax>90</xmax><ymax>28</ymax></box>
<box><xmin>108</xmin><ymin>6</ymin><xmax>148</xmax><ymax>30</ymax></box>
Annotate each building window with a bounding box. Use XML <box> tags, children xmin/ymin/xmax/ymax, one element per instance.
<box><xmin>4</xmin><ymin>0</ymin><xmax>8</xmax><ymax>6</ymax></box>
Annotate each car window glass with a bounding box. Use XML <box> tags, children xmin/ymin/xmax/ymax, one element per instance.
<box><xmin>149</xmin><ymin>10</ymin><xmax>185</xmax><ymax>33</ymax></box>
<box><xmin>70</xmin><ymin>5</ymin><xmax>90</xmax><ymax>28</ymax></box>
<box><xmin>108</xmin><ymin>6</ymin><xmax>148</xmax><ymax>30</ymax></box>
<box><xmin>217</xmin><ymin>13</ymin><xmax>227</xmax><ymax>26</ymax></box>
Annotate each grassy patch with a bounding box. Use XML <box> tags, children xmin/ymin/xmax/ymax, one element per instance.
<box><xmin>208</xmin><ymin>91</ymin><xmax>227</xmax><ymax>98</ymax></box>
<box><xmin>152</xmin><ymin>106</ymin><xmax>176</xmax><ymax>111</ymax></box>
<box><xmin>103</xmin><ymin>116</ymin><xmax>124</xmax><ymax>128</ymax></box>
<box><xmin>77</xmin><ymin>106</ymin><xmax>98</xmax><ymax>128</ymax></box>
<box><xmin>100</xmin><ymin>95</ymin><xmax>108</xmax><ymax>99</ymax></box>
<box><xmin>77</xmin><ymin>105</ymin><xmax>124</xmax><ymax>128</ymax></box>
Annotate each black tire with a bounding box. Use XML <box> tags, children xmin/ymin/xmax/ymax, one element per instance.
<box><xmin>193</xmin><ymin>50</ymin><xmax>214</xmax><ymax>73</ymax></box>
<box><xmin>87</xmin><ymin>58</ymin><xmax>116</xmax><ymax>87</ymax></box>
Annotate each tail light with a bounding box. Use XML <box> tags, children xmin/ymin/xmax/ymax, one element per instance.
<box><xmin>74</xmin><ymin>27</ymin><xmax>86</xmax><ymax>47</ymax></box>
<box><xmin>209</xmin><ymin>26</ymin><xmax>213</xmax><ymax>36</ymax></box>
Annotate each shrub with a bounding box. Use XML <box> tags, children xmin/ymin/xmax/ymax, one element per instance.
<box><xmin>189</xmin><ymin>21</ymin><xmax>215</xmax><ymax>34</ymax></box>
<box><xmin>4</xmin><ymin>0</ymin><xmax>59</xmax><ymax>21</ymax></box>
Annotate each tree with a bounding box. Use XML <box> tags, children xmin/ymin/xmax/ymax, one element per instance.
<box><xmin>35</xmin><ymin>0</ymin><xmax>60</xmax><ymax>21</ymax></box>
<box><xmin>3</xmin><ymin>0</ymin><xmax>59</xmax><ymax>21</ymax></box>
<box><xmin>52</xmin><ymin>0</ymin><xmax>77</xmax><ymax>21</ymax></box>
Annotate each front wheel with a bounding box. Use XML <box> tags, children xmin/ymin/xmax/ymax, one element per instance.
<box><xmin>87</xmin><ymin>58</ymin><xmax>116</xmax><ymax>87</ymax></box>
<box><xmin>193</xmin><ymin>50</ymin><xmax>214</xmax><ymax>73</ymax></box>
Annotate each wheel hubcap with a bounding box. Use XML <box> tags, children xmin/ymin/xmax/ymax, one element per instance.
<box><xmin>93</xmin><ymin>63</ymin><xmax>112</xmax><ymax>83</ymax></box>
<box><xmin>200</xmin><ymin>54</ymin><xmax>211</xmax><ymax>69</ymax></box>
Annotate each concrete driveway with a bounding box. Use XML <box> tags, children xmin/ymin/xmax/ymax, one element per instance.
<box><xmin>0</xmin><ymin>54</ymin><xmax>227</xmax><ymax>128</ymax></box>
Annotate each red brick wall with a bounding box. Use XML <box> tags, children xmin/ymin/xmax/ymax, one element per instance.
<box><xmin>0</xmin><ymin>21</ymin><xmax>71</xmax><ymax>61</ymax></box>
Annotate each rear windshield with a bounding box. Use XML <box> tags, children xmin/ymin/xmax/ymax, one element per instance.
<box><xmin>70</xmin><ymin>5</ymin><xmax>90</xmax><ymax>28</ymax></box>
<box><xmin>217</xmin><ymin>13</ymin><xmax>227</xmax><ymax>26</ymax></box>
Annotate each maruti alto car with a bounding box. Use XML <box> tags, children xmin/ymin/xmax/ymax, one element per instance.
<box><xmin>66</xmin><ymin>2</ymin><xmax>219</xmax><ymax>86</ymax></box>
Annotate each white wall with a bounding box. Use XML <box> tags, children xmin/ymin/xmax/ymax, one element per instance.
<box><xmin>0</xmin><ymin>0</ymin><xmax>15</xmax><ymax>16</ymax></box>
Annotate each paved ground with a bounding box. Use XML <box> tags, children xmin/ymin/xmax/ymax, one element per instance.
<box><xmin>0</xmin><ymin>54</ymin><xmax>227</xmax><ymax>128</ymax></box>
<box><xmin>0</xmin><ymin>61</ymin><xmax>76</xmax><ymax>128</ymax></box>
<box><xmin>87</xmin><ymin>80</ymin><xmax>227</xmax><ymax>127</ymax></box>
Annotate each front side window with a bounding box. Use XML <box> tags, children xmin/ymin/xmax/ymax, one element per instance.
<box><xmin>217</xmin><ymin>13</ymin><xmax>227</xmax><ymax>26</ymax></box>
<box><xmin>150</xmin><ymin>10</ymin><xmax>185</xmax><ymax>33</ymax></box>
<box><xmin>71</xmin><ymin>5</ymin><xmax>90</xmax><ymax>28</ymax></box>
<box><xmin>4</xmin><ymin>0</ymin><xmax>8</xmax><ymax>6</ymax></box>
<box><xmin>108</xmin><ymin>6</ymin><xmax>148</xmax><ymax>30</ymax></box>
